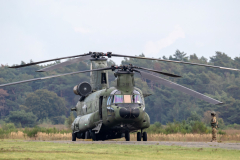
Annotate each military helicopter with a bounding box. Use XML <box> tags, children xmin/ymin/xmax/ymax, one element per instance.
<box><xmin>0</xmin><ymin>52</ymin><xmax>239</xmax><ymax>141</ymax></box>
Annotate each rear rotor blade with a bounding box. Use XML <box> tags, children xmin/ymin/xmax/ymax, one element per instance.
<box><xmin>134</xmin><ymin>69</ymin><xmax>223</xmax><ymax>105</ymax></box>
<box><xmin>37</xmin><ymin>55</ymin><xmax>92</xmax><ymax>72</ymax></box>
<box><xmin>0</xmin><ymin>67</ymin><xmax>111</xmax><ymax>87</ymax></box>
<box><xmin>9</xmin><ymin>53</ymin><xmax>90</xmax><ymax>68</ymax></box>
<box><xmin>133</xmin><ymin>66</ymin><xmax>181</xmax><ymax>77</ymax></box>
<box><xmin>113</xmin><ymin>54</ymin><xmax>240</xmax><ymax>71</ymax></box>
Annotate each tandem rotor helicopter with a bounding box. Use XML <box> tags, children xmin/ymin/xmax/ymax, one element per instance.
<box><xmin>0</xmin><ymin>52</ymin><xmax>239</xmax><ymax>141</ymax></box>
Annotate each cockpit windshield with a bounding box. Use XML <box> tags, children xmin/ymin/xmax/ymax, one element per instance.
<box><xmin>111</xmin><ymin>94</ymin><xmax>142</xmax><ymax>104</ymax></box>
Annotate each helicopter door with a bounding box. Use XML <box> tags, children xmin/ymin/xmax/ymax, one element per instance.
<box><xmin>99</xmin><ymin>96</ymin><xmax>103</xmax><ymax>119</ymax></box>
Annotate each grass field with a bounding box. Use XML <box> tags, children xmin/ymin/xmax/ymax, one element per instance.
<box><xmin>0</xmin><ymin>140</ymin><xmax>240</xmax><ymax>160</ymax></box>
<box><xmin>4</xmin><ymin>131</ymin><xmax>240</xmax><ymax>142</ymax></box>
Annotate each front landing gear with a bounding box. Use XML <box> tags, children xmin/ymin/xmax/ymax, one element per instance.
<box><xmin>137</xmin><ymin>130</ymin><xmax>147</xmax><ymax>141</ymax></box>
<box><xmin>137</xmin><ymin>132</ymin><xmax>141</xmax><ymax>141</ymax></box>
<box><xmin>143</xmin><ymin>132</ymin><xmax>147</xmax><ymax>141</ymax></box>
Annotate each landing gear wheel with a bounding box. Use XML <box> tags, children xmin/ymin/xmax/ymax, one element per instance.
<box><xmin>72</xmin><ymin>132</ymin><xmax>76</xmax><ymax>141</ymax></box>
<box><xmin>143</xmin><ymin>132</ymin><xmax>147</xmax><ymax>141</ymax></box>
<box><xmin>125</xmin><ymin>132</ymin><xmax>130</xmax><ymax>141</ymax></box>
<box><xmin>85</xmin><ymin>131</ymin><xmax>91</xmax><ymax>139</ymax></box>
<box><xmin>90</xmin><ymin>131</ymin><xmax>97</xmax><ymax>141</ymax></box>
<box><xmin>137</xmin><ymin>132</ymin><xmax>141</xmax><ymax>141</ymax></box>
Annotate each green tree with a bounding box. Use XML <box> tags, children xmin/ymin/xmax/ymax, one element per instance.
<box><xmin>0</xmin><ymin>89</ymin><xmax>9</xmax><ymax>118</ymax></box>
<box><xmin>210</xmin><ymin>51</ymin><xmax>233</xmax><ymax>68</ymax></box>
<box><xmin>65</xmin><ymin>112</ymin><xmax>75</xmax><ymax>128</ymax></box>
<box><xmin>7</xmin><ymin>110</ymin><xmax>37</xmax><ymax>127</ymax></box>
<box><xmin>25</xmin><ymin>89</ymin><xmax>67</xmax><ymax>121</ymax></box>
<box><xmin>172</xmin><ymin>49</ymin><xmax>188</xmax><ymax>61</ymax></box>
<box><xmin>187</xmin><ymin>112</ymin><xmax>201</xmax><ymax>122</ymax></box>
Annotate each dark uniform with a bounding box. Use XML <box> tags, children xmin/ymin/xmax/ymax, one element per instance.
<box><xmin>211</xmin><ymin>111</ymin><xmax>218</xmax><ymax>142</ymax></box>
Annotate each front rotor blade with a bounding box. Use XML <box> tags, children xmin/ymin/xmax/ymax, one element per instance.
<box><xmin>134</xmin><ymin>69</ymin><xmax>223</xmax><ymax>105</ymax></box>
<box><xmin>0</xmin><ymin>67</ymin><xmax>111</xmax><ymax>87</ymax></box>
<box><xmin>9</xmin><ymin>53</ymin><xmax>90</xmax><ymax>68</ymax></box>
<box><xmin>37</xmin><ymin>55</ymin><xmax>92</xmax><ymax>72</ymax></box>
<box><xmin>112</xmin><ymin>54</ymin><xmax>240</xmax><ymax>71</ymax></box>
<box><xmin>134</xmin><ymin>66</ymin><xmax>181</xmax><ymax>77</ymax></box>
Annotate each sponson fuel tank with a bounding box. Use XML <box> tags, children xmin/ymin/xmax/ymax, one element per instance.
<box><xmin>71</xmin><ymin>112</ymin><xmax>98</xmax><ymax>133</ymax></box>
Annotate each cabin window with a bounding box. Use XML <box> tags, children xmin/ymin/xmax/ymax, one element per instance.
<box><xmin>112</xmin><ymin>95</ymin><xmax>142</xmax><ymax>104</ymax></box>
<box><xmin>107</xmin><ymin>96</ymin><xmax>112</xmax><ymax>105</ymax></box>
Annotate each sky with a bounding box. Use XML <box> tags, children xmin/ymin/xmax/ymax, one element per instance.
<box><xmin>0</xmin><ymin>0</ymin><xmax>240</xmax><ymax>66</ymax></box>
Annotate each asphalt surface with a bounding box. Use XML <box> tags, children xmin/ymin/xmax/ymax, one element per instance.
<box><xmin>47</xmin><ymin>141</ymin><xmax>240</xmax><ymax>150</ymax></box>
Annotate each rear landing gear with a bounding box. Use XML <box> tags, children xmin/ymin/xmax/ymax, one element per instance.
<box><xmin>90</xmin><ymin>131</ymin><xmax>97</xmax><ymax>141</ymax></box>
<box><xmin>125</xmin><ymin>131</ymin><xmax>130</xmax><ymax>141</ymax></box>
<box><xmin>72</xmin><ymin>132</ymin><xmax>76</xmax><ymax>141</ymax></box>
<box><xmin>85</xmin><ymin>131</ymin><xmax>91</xmax><ymax>139</ymax></box>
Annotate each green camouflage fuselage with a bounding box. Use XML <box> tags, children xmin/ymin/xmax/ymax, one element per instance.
<box><xmin>72</xmin><ymin>86</ymin><xmax>150</xmax><ymax>133</ymax></box>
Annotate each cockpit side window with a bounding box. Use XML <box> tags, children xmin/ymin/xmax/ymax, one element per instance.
<box><xmin>107</xmin><ymin>96</ymin><xmax>112</xmax><ymax>105</ymax></box>
<box><xmin>132</xmin><ymin>95</ymin><xmax>142</xmax><ymax>103</ymax></box>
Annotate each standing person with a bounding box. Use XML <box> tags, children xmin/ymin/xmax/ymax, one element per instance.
<box><xmin>211</xmin><ymin>111</ymin><xmax>218</xmax><ymax>142</ymax></box>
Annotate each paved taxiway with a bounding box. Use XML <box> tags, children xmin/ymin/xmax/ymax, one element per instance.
<box><xmin>46</xmin><ymin>141</ymin><xmax>240</xmax><ymax>150</ymax></box>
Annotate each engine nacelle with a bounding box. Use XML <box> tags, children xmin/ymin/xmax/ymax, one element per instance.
<box><xmin>73</xmin><ymin>82</ymin><xmax>92</xmax><ymax>96</ymax></box>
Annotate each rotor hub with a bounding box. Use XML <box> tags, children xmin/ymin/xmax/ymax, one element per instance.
<box><xmin>111</xmin><ymin>64</ymin><xmax>134</xmax><ymax>72</ymax></box>
<box><xmin>90</xmin><ymin>51</ymin><xmax>112</xmax><ymax>59</ymax></box>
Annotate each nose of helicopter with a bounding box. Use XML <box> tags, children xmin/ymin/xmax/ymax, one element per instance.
<box><xmin>119</xmin><ymin>107</ymin><xmax>140</xmax><ymax>119</ymax></box>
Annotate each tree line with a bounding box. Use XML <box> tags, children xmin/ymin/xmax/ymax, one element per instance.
<box><xmin>0</xmin><ymin>50</ymin><xmax>240</xmax><ymax>126</ymax></box>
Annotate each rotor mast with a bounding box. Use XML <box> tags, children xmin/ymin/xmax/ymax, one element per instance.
<box><xmin>90</xmin><ymin>58</ymin><xmax>109</xmax><ymax>91</ymax></box>
<box><xmin>115</xmin><ymin>70</ymin><xmax>135</xmax><ymax>94</ymax></box>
